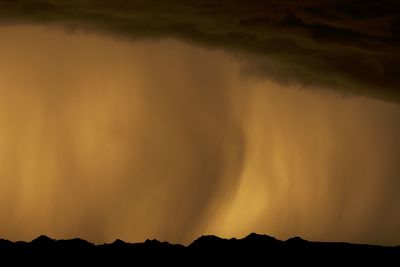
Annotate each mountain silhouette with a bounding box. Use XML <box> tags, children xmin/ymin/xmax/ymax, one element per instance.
<box><xmin>0</xmin><ymin>233</ymin><xmax>398</xmax><ymax>265</ymax></box>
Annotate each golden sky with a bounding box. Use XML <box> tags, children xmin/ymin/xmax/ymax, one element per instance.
<box><xmin>0</xmin><ymin>25</ymin><xmax>399</xmax><ymax>245</ymax></box>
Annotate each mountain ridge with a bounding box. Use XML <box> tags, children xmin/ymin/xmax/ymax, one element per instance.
<box><xmin>0</xmin><ymin>233</ymin><xmax>398</xmax><ymax>265</ymax></box>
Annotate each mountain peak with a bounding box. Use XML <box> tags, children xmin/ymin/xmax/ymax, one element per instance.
<box><xmin>286</xmin><ymin>236</ymin><xmax>307</xmax><ymax>244</ymax></box>
<box><xmin>31</xmin><ymin>235</ymin><xmax>54</xmax><ymax>244</ymax></box>
<box><xmin>245</xmin><ymin>233</ymin><xmax>275</xmax><ymax>240</ymax></box>
<box><xmin>112</xmin><ymin>239</ymin><xmax>126</xmax><ymax>245</ymax></box>
<box><xmin>189</xmin><ymin>235</ymin><xmax>226</xmax><ymax>248</ymax></box>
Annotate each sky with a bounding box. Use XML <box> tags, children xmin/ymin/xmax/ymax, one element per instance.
<box><xmin>0</xmin><ymin>1</ymin><xmax>399</xmax><ymax>245</ymax></box>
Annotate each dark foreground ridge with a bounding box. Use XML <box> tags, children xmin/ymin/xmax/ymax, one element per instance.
<box><xmin>1</xmin><ymin>233</ymin><xmax>399</xmax><ymax>265</ymax></box>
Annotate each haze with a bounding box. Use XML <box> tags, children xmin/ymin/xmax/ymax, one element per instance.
<box><xmin>0</xmin><ymin>25</ymin><xmax>399</xmax><ymax>245</ymax></box>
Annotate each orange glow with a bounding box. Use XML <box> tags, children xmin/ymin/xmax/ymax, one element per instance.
<box><xmin>0</xmin><ymin>26</ymin><xmax>399</xmax><ymax>245</ymax></box>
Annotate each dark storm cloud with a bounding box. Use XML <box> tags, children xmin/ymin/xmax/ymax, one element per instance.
<box><xmin>0</xmin><ymin>0</ymin><xmax>399</xmax><ymax>100</ymax></box>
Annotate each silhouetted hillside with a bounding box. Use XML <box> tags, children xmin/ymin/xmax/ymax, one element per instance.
<box><xmin>0</xmin><ymin>233</ymin><xmax>398</xmax><ymax>265</ymax></box>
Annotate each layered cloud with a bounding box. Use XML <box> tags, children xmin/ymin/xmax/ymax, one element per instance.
<box><xmin>0</xmin><ymin>0</ymin><xmax>399</xmax><ymax>101</ymax></box>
